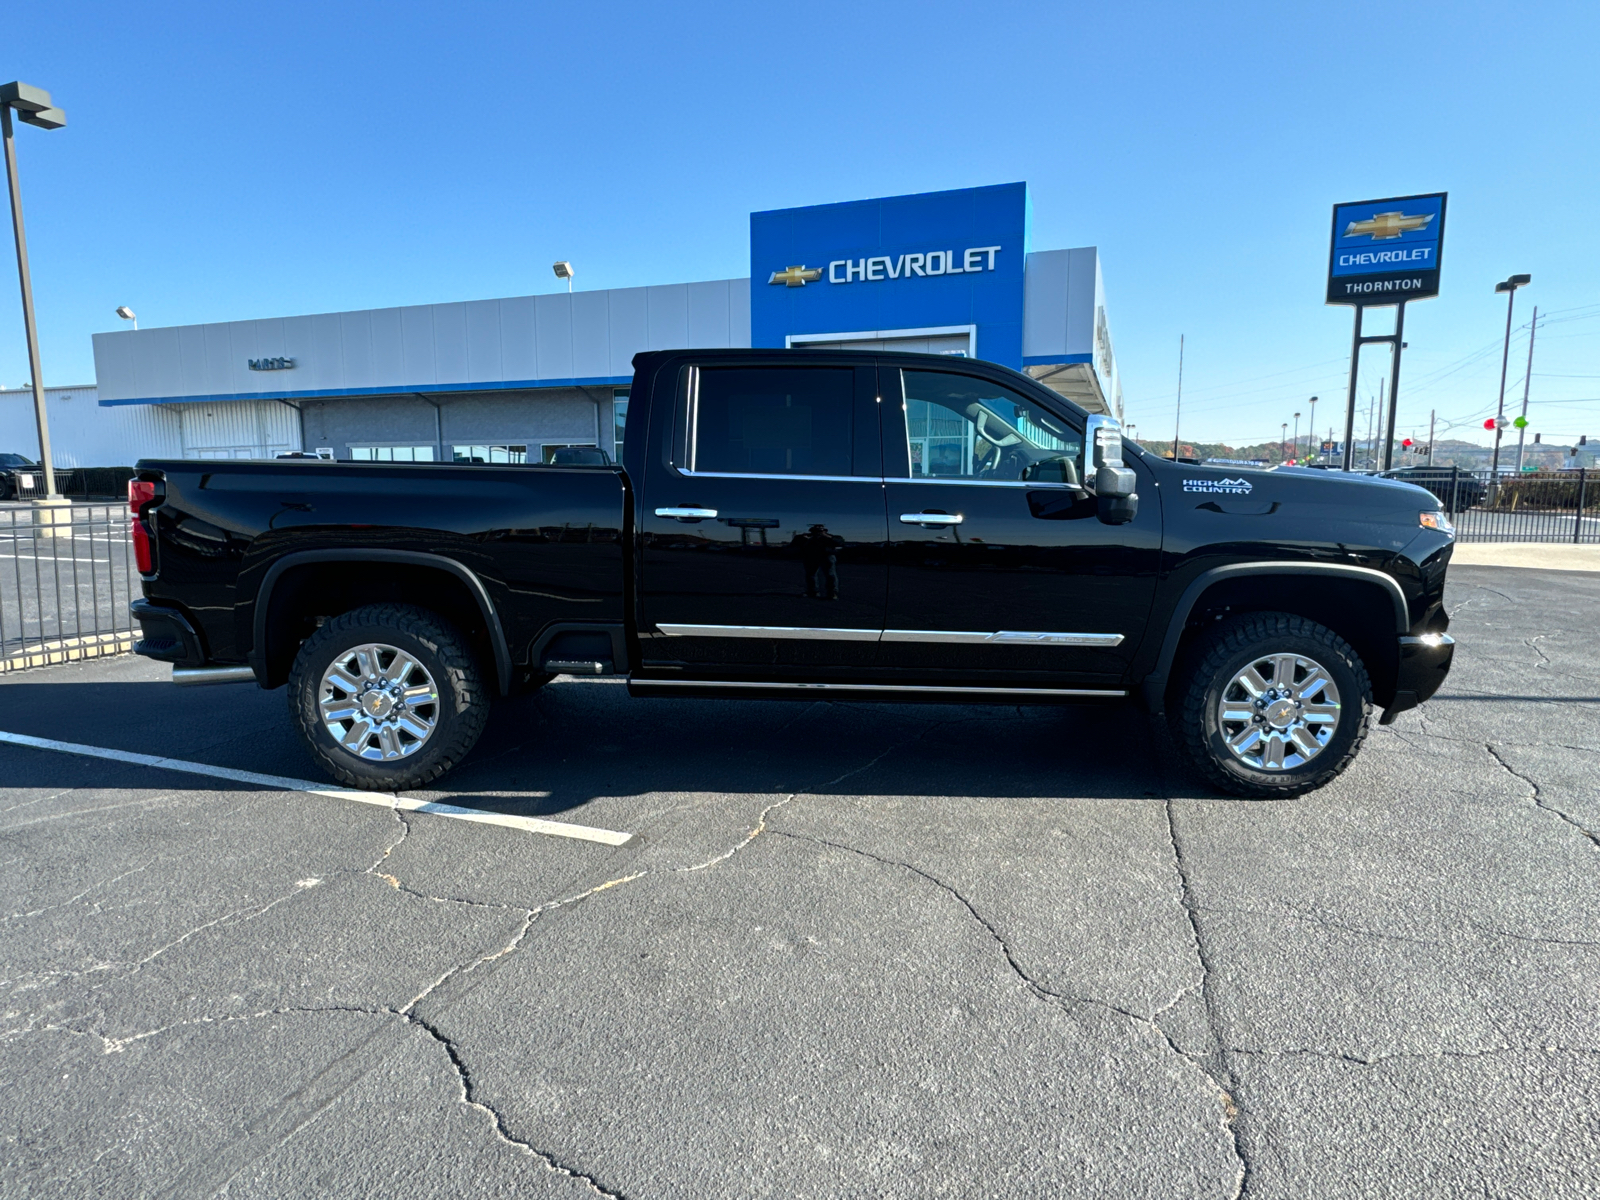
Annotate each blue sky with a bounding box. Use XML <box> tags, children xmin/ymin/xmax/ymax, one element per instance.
<box><xmin>5</xmin><ymin>0</ymin><xmax>1597</xmax><ymax>446</ymax></box>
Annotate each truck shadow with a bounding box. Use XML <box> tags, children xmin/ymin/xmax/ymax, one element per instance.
<box><xmin>419</xmin><ymin>679</ymin><xmax>1199</xmax><ymax>815</ymax></box>
<box><xmin>0</xmin><ymin>677</ymin><xmax>1214</xmax><ymax>818</ymax></box>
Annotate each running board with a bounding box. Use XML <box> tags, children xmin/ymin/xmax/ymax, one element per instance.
<box><xmin>628</xmin><ymin>678</ymin><xmax>1125</xmax><ymax>699</ymax></box>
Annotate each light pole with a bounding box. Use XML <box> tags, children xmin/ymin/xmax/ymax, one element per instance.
<box><xmin>116</xmin><ymin>305</ymin><xmax>137</xmax><ymax>331</ymax></box>
<box><xmin>1306</xmin><ymin>396</ymin><xmax>1318</xmax><ymax>460</ymax></box>
<box><xmin>552</xmin><ymin>261</ymin><xmax>574</xmax><ymax>293</ymax></box>
<box><xmin>1280</xmin><ymin>422</ymin><xmax>1288</xmax><ymax>462</ymax></box>
<box><xmin>1292</xmin><ymin>411</ymin><xmax>1301</xmax><ymax>463</ymax></box>
<box><xmin>1490</xmin><ymin>273</ymin><xmax>1531</xmax><ymax>479</ymax></box>
<box><xmin>1</xmin><ymin>82</ymin><xmax>67</xmax><ymax>501</ymax></box>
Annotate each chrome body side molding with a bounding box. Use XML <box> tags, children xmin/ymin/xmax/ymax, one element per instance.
<box><xmin>656</xmin><ymin>624</ymin><xmax>1123</xmax><ymax>646</ymax></box>
<box><xmin>880</xmin><ymin>629</ymin><xmax>1124</xmax><ymax>647</ymax></box>
<box><xmin>655</xmin><ymin>623</ymin><xmax>881</xmax><ymax>642</ymax></box>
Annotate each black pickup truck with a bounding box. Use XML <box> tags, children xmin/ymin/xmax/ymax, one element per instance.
<box><xmin>128</xmin><ymin>348</ymin><xmax>1456</xmax><ymax>798</ymax></box>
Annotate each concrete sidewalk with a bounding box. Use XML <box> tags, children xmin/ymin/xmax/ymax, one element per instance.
<box><xmin>1451</xmin><ymin>542</ymin><xmax>1600</xmax><ymax>571</ymax></box>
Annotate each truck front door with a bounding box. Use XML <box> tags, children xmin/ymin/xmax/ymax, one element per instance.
<box><xmin>638</xmin><ymin>361</ymin><xmax>887</xmax><ymax>678</ymax></box>
<box><xmin>878</xmin><ymin>365</ymin><xmax>1161</xmax><ymax>688</ymax></box>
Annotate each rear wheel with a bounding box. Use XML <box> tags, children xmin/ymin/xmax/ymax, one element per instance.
<box><xmin>288</xmin><ymin>603</ymin><xmax>490</xmax><ymax>790</ymax></box>
<box><xmin>1172</xmin><ymin>612</ymin><xmax>1371</xmax><ymax>798</ymax></box>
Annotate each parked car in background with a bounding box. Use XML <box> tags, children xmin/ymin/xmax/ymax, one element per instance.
<box><xmin>1380</xmin><ymin>466</ymin><xmax>1485</xmax><ymax>513</ymax></box>
<box><xmin>0</xmin><ymin>453</ymin><xmax>39</xmax><ymax>500</ymax></box>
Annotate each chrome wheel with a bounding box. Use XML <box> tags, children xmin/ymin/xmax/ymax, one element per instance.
<box><xmin>318</xmin><ymin>643</ymin><xmax>440</xmax><ymax>761</ymax></box>
<box><xmin>1218</xmin><ymin>651</ymin><xmax>1341</xmax><ymax>771</ymax></box>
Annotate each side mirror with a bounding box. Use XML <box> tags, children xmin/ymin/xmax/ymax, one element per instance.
<box><xmin>1083</xmin><ymin>415</ymin><xmax>1139</xmax><ymax>525</ymax></box>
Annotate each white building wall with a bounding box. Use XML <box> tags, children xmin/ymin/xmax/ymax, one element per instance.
<box><xmin>0</xmin><ymin>385</ymin><xmax>183</xmax><ymax>466</ymax></box>
<box><xmin>93</xmin><ymin>278</ymin><xmax>754</xmax><ymax>406</ymax></box>
<box><xmin>176</xmin><ymin>399</ymin><xmax>301</xmax><ymax>459</ymax></box>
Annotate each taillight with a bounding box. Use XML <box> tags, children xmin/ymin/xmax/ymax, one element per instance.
<box><xmin>129</xmin><ymin>479</ymin><xmax>157</xmax><ymax>573</ymax></box>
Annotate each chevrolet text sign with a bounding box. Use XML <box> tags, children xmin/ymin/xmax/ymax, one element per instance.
<box><xmin>1327</xmin><ymin>192</ymin><xmax>1447</xmax><ymax>305</ymax></box>
<box><xmin>750</xmin><ymin>183</ymin><xmax>1029</xmax><ymax>367</ymax></box>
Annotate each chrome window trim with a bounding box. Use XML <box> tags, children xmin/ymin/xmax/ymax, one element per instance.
<box><xmin>632</xmin><ymin>679</ymin><xmax>1126</xmax><ymax>698</ymax></box>
<box><xmin>656</xmin><ymin>624</ymin><xmax>880</xmax><ymax>642</ymax></box>
<box><xmin>881</xmin><ymin>629</ymin><xmax>1124</xmax><ymax>647</ymax></box>
<box><xmin>655</xmin><ymin>624</ymin><xmax>1124</xmax><ymax>647</ymax></box>
<box><xmin>891</xmin><ymin>475</ymin><xmax>1083</xmax><ymax>489</ymax></box>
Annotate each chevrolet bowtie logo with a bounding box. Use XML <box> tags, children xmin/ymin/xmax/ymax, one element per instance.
<box><xmin>768</xmin><ymin>265</ymin><xmax>823</xmax><ymax>287</ymax></box>
<box><xmin>1344</xmin><ymin>210</ymin><xmax>1435</xmax><ymax>240</ymax></box>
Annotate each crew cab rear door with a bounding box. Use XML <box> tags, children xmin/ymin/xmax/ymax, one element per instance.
<box><xmin>637</xmin><ymin>359</ymin><xmax>887</xmax><ymax>676</ymax></box>
<box><xmin>878</xmin><ymin>363</ymin><xmax>1161</xmax><ymax>685</ymax></box>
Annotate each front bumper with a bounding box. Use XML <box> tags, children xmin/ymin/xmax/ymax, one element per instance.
<box><xmin>1380</xmin><ymin>633</ymin><xmax>1455</xmax><ymax>724</ymax></box>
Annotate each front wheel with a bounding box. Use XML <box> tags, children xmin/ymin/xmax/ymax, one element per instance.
<box><xmin>1172</xmin><ymin>612</ymin><xmax>1371</xmax><ymax>798</ymax></box>
<box><xmin>288</xmin><ymin>604</ymin><xmax>490</xmax><ymax>790</ymax></box>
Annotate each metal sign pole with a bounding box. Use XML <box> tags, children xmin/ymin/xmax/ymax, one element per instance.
<box><xmin>1341</xmin><ymin>306</ymin><xmax>1363</xmax><ymax>471</ymax></box>
<box><xmin>1381</xmin><ymin>301</ymin><xmax>1407</xmax><ymax>471</ymax></box>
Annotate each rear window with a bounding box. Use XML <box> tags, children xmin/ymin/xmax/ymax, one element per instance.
<box><xmin>690</xmin><ymin>366</ymin><xmax>853</xmax><ymax>477</ymax></box>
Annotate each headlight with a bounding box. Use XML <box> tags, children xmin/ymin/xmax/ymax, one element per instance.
<box><xmin>1419</xmin><ymin>510</ymin><xmax>1454</xmax><ymax>534</ymax></box>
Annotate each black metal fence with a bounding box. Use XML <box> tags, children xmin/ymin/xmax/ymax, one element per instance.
<box><xmin>0</xmin><ymin>502</ymin><xmax>140</xmax><ymax>673</ymax></box>
<box><xmin>5</xmin><ymin>466</ymin><xmax>135</xmax><ymax>502</ymax></box>
<box><xmin>1397</xmin><ymin>467</ymin><xmax>1597</xmax><ymax>544</ymax></box>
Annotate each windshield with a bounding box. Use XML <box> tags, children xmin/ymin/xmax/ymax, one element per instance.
<box><xmin>0</xmin><ymin>453</ymin><xmax>36</xmax><ymax>468</ymax></box>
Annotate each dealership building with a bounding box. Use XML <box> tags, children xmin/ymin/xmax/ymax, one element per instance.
<box><xmin>69</xmin><ymin>182</ymin><xmax>1119</xmax><ymax>465</ymax></box>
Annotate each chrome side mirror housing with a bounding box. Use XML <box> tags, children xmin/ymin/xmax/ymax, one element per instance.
<box><xmin>1083</xmin><ymin>415</ymin><xmax>1139</xmax><ymax>524</ymax></box>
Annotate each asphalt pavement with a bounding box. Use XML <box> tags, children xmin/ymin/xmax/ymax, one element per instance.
<box><xmin>1</xmin><ymin>565</ymin><xmax>1596</xmax><ymax>1198</ymax></box>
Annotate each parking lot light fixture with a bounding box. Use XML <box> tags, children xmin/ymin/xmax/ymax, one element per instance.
<box><xmin>115</xmin><ymin>305</ymin><xmax>137</xmax><ymax>330</ymax></box>
<box><xmin>553</xmin><ymin>261</ymin><xmax>574</xmax><ymax>294</ymax></box>
<box><xmin>1</xmin><ymin>81</ymin><xmax>67</xmax><ymax>501</ymax></box>
<box><xmin>1490</xmin><ymin>274</ymin><xmax>1531</xmax><ymax>481</ymax></box>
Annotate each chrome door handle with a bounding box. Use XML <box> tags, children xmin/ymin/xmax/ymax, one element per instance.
<box><xmin>899</xmin><ymin>511</ymin><xmax>963</xmax><ymax>526</ymax></box>
<box><xmin>655</xmin><ymin>506</ymin><xmax>718</xmax><ymax>520</ymax></box>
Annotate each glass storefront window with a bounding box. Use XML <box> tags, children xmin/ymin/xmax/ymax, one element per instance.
<box><xmin>613</xmin><ymin>391</ymin><xmax>629</xmax><ymax>456</ymax></box>
<box><xmin>452</xmin><ymin>444</ymin><xmax>528</xmax><ymax>464</ymax></box>
<box><xmin>349</xmin><ymin>445</ymin><xmax>436</xmax><ymax>462</ymax></box>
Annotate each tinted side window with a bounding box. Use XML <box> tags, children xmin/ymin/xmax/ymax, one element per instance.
<box><xmin>901</xmin><ymin>369</ymin><xmax>1083</xmax><ymax>484</ymax></box>
<box><xmin>693</xmin><ymin>366</ymin><xmax>853</xmax><ymax>476</ymax></box>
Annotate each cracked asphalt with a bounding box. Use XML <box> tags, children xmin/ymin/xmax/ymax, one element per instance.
<box><xmin>2</xmin><ymin>564</ymin><xmax>1597</xmax><ymax>1198</ymax></box>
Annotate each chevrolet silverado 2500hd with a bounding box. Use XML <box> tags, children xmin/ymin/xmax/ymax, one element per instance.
<box><xmin>128</xmin><ymin>348</ymin><xmax>1456</xmax><ymax>797</ymax></box>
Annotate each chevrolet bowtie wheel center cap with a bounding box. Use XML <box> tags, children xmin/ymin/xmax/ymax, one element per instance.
<box><xmin>1217</xmin><ymin>653</ymin><xmax>1342</xmax><ymax>772</ymax></box>
<box><xmin>318</xmin><ymin>643</ymin><xmax>441</xmax><ymax>762</ymax></box>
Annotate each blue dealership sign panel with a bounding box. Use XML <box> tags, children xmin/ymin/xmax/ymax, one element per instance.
<box><xmin>751</xmin><ymin>182</ymin><xmax>1030</xmax><ymax>367</ymax></box>
<box><xmin>1327</xmin><ymin>192</ymin><xmax>1447</xmax><ymax>305</ymax></box>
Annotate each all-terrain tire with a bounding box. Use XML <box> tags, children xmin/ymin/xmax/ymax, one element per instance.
<box><xmin>288</xmin><ymin>603</ymin><xmax>490</xmax><ymax>791</ymax></box>
<box><xmin>1171</xmin><ymin>611</ymin><xmax>1372</xmax><ymax>799</ymax></box>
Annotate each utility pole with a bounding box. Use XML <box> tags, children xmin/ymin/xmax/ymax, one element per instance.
<box><xmin>1428</xmin><ymin>410</ymin><xmax>1436</xmax><ymax>465</ymax></box>
<box><xmin>1170</xmin><ymin>334</ymin><xmax>1184</xmax><ymax>460</ymax></box>
<box><xmin>1515</xmin><ymin>306</ymin><xmax>1539</xmax><ymax>474</ymax></box>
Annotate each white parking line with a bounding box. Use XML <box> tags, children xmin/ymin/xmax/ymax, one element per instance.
<box><xmin>0</xmin><ymin>729</ymin><xmax>635</xmax><ymax>847</ymax></box>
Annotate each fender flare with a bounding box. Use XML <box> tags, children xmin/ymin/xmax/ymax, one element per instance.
<box><xmin>252</xmin><ymin>549</ymin><xmax>512</xmax><ymax>694</ymax></box>
<box><xmin>1143</xmin><ymin>562</ymin><xmax>1409</xmax><ymax>711</ymax></box>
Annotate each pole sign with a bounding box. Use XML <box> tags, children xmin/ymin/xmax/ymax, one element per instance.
<box><xmin>1327</xmin><ymin>192</ymin><xmax>1446</xmax><ymax>305</ymax></box>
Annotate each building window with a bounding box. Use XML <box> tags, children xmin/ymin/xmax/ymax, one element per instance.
<box><xmin>612</xmin><ymin>391</ymin><xmax>629</xmax><ymax>455</ymax></box>
<box><xmin>452</xmin><ymin>444</ymin><xmax>528</xmax><ymax>464</ymax></box>
<box><xmin>349</xmin><ymin>445</ymin><xmax>436</xmax><ymax>462</ymax></box>
<box><xmin>540</xmin><ymin>443</ymin><xmax>598</xmax><ymax>463</ymax></box>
